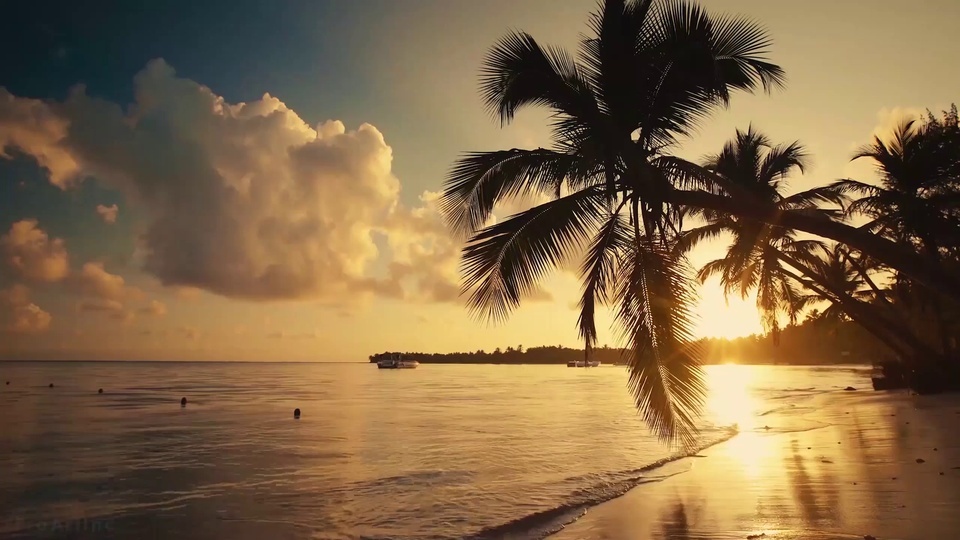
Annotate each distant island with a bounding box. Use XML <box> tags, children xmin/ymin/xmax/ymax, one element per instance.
<box><xmin>369</xmin><ymin>316</ymin><xmax>889</xmax><ymax>366</ymax></box>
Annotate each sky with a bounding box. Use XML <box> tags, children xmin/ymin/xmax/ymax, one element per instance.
<box><xmin>0</xmin><ymin>0</ymin><xmax>958</xmax><ymax>361</ymax></box>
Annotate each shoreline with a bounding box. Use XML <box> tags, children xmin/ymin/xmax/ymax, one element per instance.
<box><xmin>550</xmin><ymin>389</ymin><xmax>960</xmax><ymax>540</ymax></box>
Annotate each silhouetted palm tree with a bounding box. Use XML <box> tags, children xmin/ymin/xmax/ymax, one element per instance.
<box><xmin>442</xmin><ymin>0</ymin><xmax>960</xmax><ymax>441</ymax></box>
<box><xmin>830</xmin><ymin>113</ymin><xmax>960</xmax><ymax>355</ymax></box>
<box><xmin>676</xmin><ymin>128</ymin><xmax>840</xmax><ymax>342</ymax></box>
<box><xmin>830</xmin><ymin>118</ymin><xmax>960</xmax><ymax>258</ymax></box>
<box><xmin>441</xmin><ymin>0</ymin><xmax>786</xmax><ymax>445</ymax></box>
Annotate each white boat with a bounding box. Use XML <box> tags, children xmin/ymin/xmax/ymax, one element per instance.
<box><xmin>377</xmin><ymin>353</ymin><xmax>419</xmax><ymax>369</ymax></box>
<box><xmin>567</xmin><ymin>360</ymin><xmax>602</xmax><ymax>367</ymax></box>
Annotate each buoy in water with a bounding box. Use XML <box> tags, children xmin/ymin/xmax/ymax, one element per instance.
<box><xmin>49</xmin><ymin>383</ymin><xmax>54</xmax><ymax>388</ymax></box>
<box><xmin>180</xmin><ymin>397</ymin><xmax>187</xmax><ymax>407</ymax></box>
<box><xmin>294</xmin><ymin>408</ymin><xmax>301</xmax><ymax>419</ymax></box>
<box><xmin>98</xmin><ymin>388</ymin><xmax>103</xmax><ymax>394</ymax></box>
<box><xmin>5</xmin><ymin>381</ymin><xmax>9</xmax><ymax>385</ymax></box>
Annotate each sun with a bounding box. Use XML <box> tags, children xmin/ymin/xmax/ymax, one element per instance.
<box><xmin>694</xmin><ymin>277</ymin><xmax>764</xmax><ymax>339</ymax></box>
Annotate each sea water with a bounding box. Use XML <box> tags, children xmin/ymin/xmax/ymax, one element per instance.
<box><xmin>0</xmin><ymin>362</ymin><xmax>869</xmax><ymax>539</ymax></box>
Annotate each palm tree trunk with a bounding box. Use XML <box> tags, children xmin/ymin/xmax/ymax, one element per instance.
<box><xmin>775</xmin><ymin>252</ymin><xmax>939</xmax><ymax>362</ymax></box>
<box><xmin>781</xmin><ymin>269</ymin><xmax>911</xmax><ymax>359</ymax></box>
<box><xmin>666</xmin><ymin>189</ymin><xmax>960</xmax><ymax>304</ymax></box>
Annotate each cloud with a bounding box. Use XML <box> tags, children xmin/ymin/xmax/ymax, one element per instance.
<box><xmin>139</xmin><ymin>299</ymin><xmax>167</xmax><ymax>316</ymax></box>
<box><xmin>0</xmin><ymin>284</ymin><xmax>52</xmax><ymax>334</ymax></box>
<box><xmin>0</xmin><ymin>89</ymin><xmax>80</xmax><ymax>187</ymax></box>
<box><xmin>8</xmin><ymin>303</ymin><xmax>52</xmax><ymax>334</ymax></box>
<box><xmin>0</xmin><ymin>60</ymin><xmax>560</xmax><ymax>307</ymax></box>
<box><xmin>67</xmin><ymin>261</ymin><xmax>143</xmax><ymax>302</ymax></box>
<box><xmin>96</xmin><ymin>203</ymin><xmax>119</xmax><ymax>224</ymax></box>
<box><xmin>173</xmin><ymin>286</ymin><xmax>202</xmax><ymax>300</ymax></box>
<box><xmin>76</xmin><ymin>298</ymin><xmax>124</xmax><ymax>313</ymax></box>
<box><xmin>0</xmin><ymin>219</ymin><xmax>70</xmax><ymax>283</ymax></box>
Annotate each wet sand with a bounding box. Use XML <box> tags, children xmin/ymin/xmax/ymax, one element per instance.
<box><xmin>552</xmin><ymin>389</ymin><xmax>960</xmax><ymax>540</ymax></box>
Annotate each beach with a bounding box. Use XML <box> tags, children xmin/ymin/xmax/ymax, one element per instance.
<box><xmin>552</xmin><ymin>389</ymin><xmax>960</xmax><ymax>540</ymax></box>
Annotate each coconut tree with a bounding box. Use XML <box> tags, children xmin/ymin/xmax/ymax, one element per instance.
<box><xmin>676</xmin><ymin>127</ymin><xmax>839</xmax><ymax>342</ymax></box>
<box><xmin>829</xmin><ymin>112</ymin><xmax>960</xmax><ymax>355</ymax></box>
<box><xmin>441</xmin><ymin>0</ymin><xmax>960</xmax><ymax>443</ymax></box>
<box><xmin>441</xmin><ymin>0</ymin><xmax>787</xmax><ymax>446</ymax></box>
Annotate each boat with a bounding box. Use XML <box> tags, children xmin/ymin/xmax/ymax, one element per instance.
<box><xmin>377</xmin><ymin>353</ymin><xmax>419</xmax><ymax>369</ymax></box>
<box><xmin>567</xmin><ymin>360</ymin><xmax>602</xmax><ymax>367</ymax></box>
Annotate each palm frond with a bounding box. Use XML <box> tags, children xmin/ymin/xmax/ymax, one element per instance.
<box><xmin>578</xmin><ymin>210</ymin><xmax>632</xmax><ymax>352</ymax></box>
<box><xmin>615</xmin><ymin>238</ymin><xmax>705</xmax><ymax>447</ymax></box>
<box><xmin>460</xmin><ymin>186</ymin><xmax>607</xmax><ymax>322</ymax></box>
<box><xmin>480</xmin><ymin>31</ymin><xmax>600</xmax><ymax>126</ymax></box>
<box><xmin>780</xmin><ymin>184</ymin><xmax>848</xmax><ymax>210</ymax></box>
<box><xmin>441</xmin><ymin>148</ymin><xmax>599</xmax><ymax>236</ymax></box>
<box><xmin>759</xmin><ymin>140</ymin><xmax>807</xmax><ymax>187</ymax></box>
<box><xmin>673</xmin><ymin>220</ymin><xmax>730</xmax><ymax>255</ymax></box>
<box><xmin>709</xmin><ymin>10</ymin><xmax>786</xmax><ymax>92</ymax></box>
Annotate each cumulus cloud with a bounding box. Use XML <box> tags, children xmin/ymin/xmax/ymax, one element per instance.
<box><xmin>139</xmin><ymin>299</ymin><xmax>167</xmax><ymax>316</ymax></box>
<box><xmin>0</xmin><ymin>221</ymin><xmax>165</xmax><ymax>327</ymax></box>
<box><xmin>0</xmin><ymin>60</ymin><xmax>562</xmax><ymax>307</ymax></box>
<box><xmin>76</xmin><ymin>300</ymin><xmax>133</xmax><ymax>324</ymax></box>
<box><xmin>0</xmin><ymin>89</ymin><xmax>80</xmax><ymax>187</ymax></box>
<box><xmin>66</xmin><ymin>261</ymin><xmax>143</xmax><ymax>302</ymax></box>
<box><xmin>0</xmin><ymin>284</ymin><xmax>52</xmax><ymax>334</ymax></box>
<box><xmin>96</xmin><ymin>203</ymin><xmax>119</xmax><ymax>224</ymax></box>
<box><xmin>0</xmin><ymin>219</ymin><xmax>70</xmax><ymax>283</ymax></box>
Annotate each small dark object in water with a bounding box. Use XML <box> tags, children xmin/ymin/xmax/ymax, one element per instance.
<box><xmin>821</xmin><ymin>459</ymin><xmax>833</xmax><ymax>464</ymax></box>
<box><xmin>940</xmin><ymin>472</ymin><xmax>945</xmax><ymax>476</ymax></box>
<box><xmin>747</xmin><ymin>534</ymin><xmax>766</xmax><ymax>539</ymax></box>
<box><xmin>934</xmin><ymin>448</ymin><xmax>938</xmax><ymax>451</ymax></box>
<box><xmin>864</xmin><ymin>536</ymin><xmax>877</xmax><ymax>540</ymax></box>
<box><xmin>98</xmin><ymin>388</ymin><xmax>103</xmax><ymax>394</ymax></box>
<box><xmin>853</xmin><ymin>482</ymin><xmax>857</xmax><ymax>485</ymax></box>
<box><xmin>4</xmin><ymin>381</ymin><xmax>8</xmax><ymax>385</ymax></box>
<box><xmin>838</xmin><ymin>441</ymin><xmax>841</xmax><ymax>444</ymax></box>
<box><xmin>294</xmin><ymin>408</ymin><xmax>301</xmax><ymax>419</ymax></box>
<box><xmin>763</xmin><ymin>425</ymin><xmax>770</xmax><ymax>430</ymax></box>
<box><xmin>892</xmin><ymin>476</ymin><xmax>897</xmax><ymax>480</ymax></box>
<box><xmin>49</xmin><ymin>383</ymin><xmax>54</xmax><ymax>388</ymax></box>
<box><xmin>917</xmin><ymin>458</ymin><xmax>925</xmax><ymax>464</ymax></box>
<box><xmin>180</xmin><ymin>397</ymin><xmax>187</xmax><ymax>406</ymax></box>
<box><xmin>844</xmin><ymin>386</ymin><xmax>857</xmax><ymax>391</ymax></box>
<box><xmin>807</xmin><ymin>447</ymin><xmax>811</xmax><ymax>450</ymax></box>
<box><xmin>906</xmin><ymin>421</ymin><xmax>910</xmax><ymax>425</ymax></box>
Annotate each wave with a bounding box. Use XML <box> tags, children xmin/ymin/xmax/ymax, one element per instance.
<box><xmin>463</xmin><ymin>427</ymin><xmax>738</xmax><ymax>540</ymax></box>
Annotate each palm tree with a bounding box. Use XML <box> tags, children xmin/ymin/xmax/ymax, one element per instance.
<box><xmin>787</xmin><ymin>244</ymin><xmax>941</xmax><ymax>363</ymax></box>
<box><xmin>441</xmin><ymin>0</ymin><xmax>960</xmax><ymax>443</ymax></box>
<box><xmin>830</xmin><ymin>114</ymin><xmax>960</xmax><ymax>355</ymax></box>
<box><xmin>676</xmin><ymin>128</ymin><xmax>841</xmax><ymax>342</ymax></box>
<box><xmin>830</xmin><ymin>117</ymin><xmax>960</xmax><ymax>259</ymax></box>
<box><xmin>441</xmin><ymin>0</ymin><xmax>788</xmax><ymax>446</ymax></box>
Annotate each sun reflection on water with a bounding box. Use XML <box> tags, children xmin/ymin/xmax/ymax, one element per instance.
<box><xmin>705</xmin><ymin>363</ymin><xmax>762</xmax><ymax>431</ymax></box>
<box><xmin>704</xmin><ymin>364</ymin><xmax>779</xmax><ymax>479</ymax></box>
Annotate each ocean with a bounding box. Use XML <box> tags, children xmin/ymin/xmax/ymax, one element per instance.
<box><xmin>0</xmin><ymin>362</ymin><xmax>870</xmax><ymax>539</ymax></box>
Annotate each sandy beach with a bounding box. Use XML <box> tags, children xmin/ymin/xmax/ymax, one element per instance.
<box><xmin>552</xmin><ymin>389</ymin><xmax>960</xmax><ymax>540</ymax></box>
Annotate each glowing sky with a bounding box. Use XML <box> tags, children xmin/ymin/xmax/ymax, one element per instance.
<box><xmin>1</xmin><ymin>0</ymin><xmax>958</xmax><ymax>361</ymax></box>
